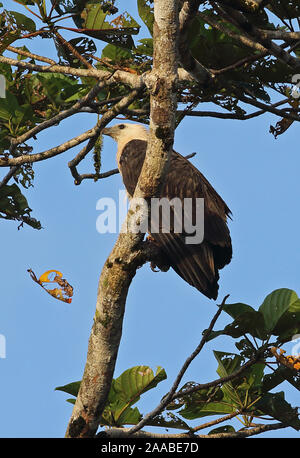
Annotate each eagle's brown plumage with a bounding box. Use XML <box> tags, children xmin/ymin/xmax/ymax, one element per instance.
<box><xmin>103</xmin><ymin>124</ymin><xmax>232</xmax><ymax>299</ymax></box>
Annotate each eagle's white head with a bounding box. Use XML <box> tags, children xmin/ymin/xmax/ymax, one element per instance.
<box><xmin>102</xmin><ymin>123</ymin><xmax>148</xmax><ymax>143</ymax></box>
<box><xmin>102</xmin><ymin>123</ymin><xmax>149</xmax><ymax>165</ymax></box>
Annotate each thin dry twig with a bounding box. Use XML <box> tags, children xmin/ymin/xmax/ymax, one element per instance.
<box><xmin>170</xmin><ymin>356</ymin><xmax>258</xmax><ymax>401</ymax></box>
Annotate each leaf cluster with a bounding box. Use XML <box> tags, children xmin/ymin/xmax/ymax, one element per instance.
<box><xmin>57</xmin><ymin>288</ymin><xmax>300</xmax><ymax>435</ymax></box>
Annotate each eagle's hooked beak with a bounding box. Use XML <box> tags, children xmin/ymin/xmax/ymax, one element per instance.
<box><xmin>102</xmin><ymin>127</ymin><xmax>112</xmax><ymax>136</ymax></box>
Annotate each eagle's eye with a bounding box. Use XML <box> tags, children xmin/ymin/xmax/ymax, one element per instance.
<box><xmin>118</xmin><ymin>124</ymin><xmax>125</xmax><ymax>130</ymax></box>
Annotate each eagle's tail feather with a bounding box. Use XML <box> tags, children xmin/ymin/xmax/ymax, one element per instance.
<box><xmin>150</xmin><ymin>232</ymin><xmax>219</xmax><ymax>300</ymax></box>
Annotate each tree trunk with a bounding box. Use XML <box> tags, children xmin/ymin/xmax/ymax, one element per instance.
<box><xmin>65</xmin><ymin>0</ymin><xmax>179</xmax><ymax>438</ymax></box>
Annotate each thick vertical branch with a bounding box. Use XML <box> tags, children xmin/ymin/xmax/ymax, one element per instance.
<box><xmin>65</xmin><ymin>0</ymin><xmax>178</xmax><ymax>438</ymax></box>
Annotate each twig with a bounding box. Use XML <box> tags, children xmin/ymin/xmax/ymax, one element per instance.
<box><xmin>176</xmin><ymin>98</ymin><xmax>293</xmax><ymax>120</ymax></box>
<box><xmin>75</xmin><ymin>149</ymin><xmax>198</xmax><ymax>184</ymax></box>
<box><xmin>235</xmin><ymin>91</ymin><xmax>300</xmax><ymax>122</ymax></box>
<box><xmin>99</xmin><ymin>421</ymin><xmax>286</xmax><ymax>438</ymax></box>
<box><xmin>54</xmin><ymin>30</ymin><xmax>93</xmax><ymax>69</ymax></box>
<box><xmin>68</xmin><ymin>88</ymin><xmax>142</xmax><ymax>183</ymax></box>
<box><xmin>184</xmin><ymin>152</ymin><xmax>197</xmax><ymax>160</ymax></box>
<box><xmin>78</xmin><ymin>168</ymin><xmax>119</xmax><ymax>182</ymax></box>
<box><xmin>127</xmin><ymin>295</ymin><xmax>229</xmax><ymax>435</ymax></box>
<box><xmin>191</xmin><ymin>411</ymin><xmax>240</xmax><ymax>432</ymax></box>
<box><xmin>170</xmin><ymin>356</ymin><xmax>258</xmax><ymax>401</ymax></box>
<box><xmin>0</xmin><ymin>166</ymin><xmax>20</xmax><ymax>189</ymax></box>
<box><xmin>198</xmin><ymin>422</ymin><xmax>287</xmax><ymax>438</ymax></box>
<box><xmin>214</xmin><ymin>5</ymin><xmax>300</xmax><ymax>69</ymax></box>
<box><xmin>201</xmin><ymin>12</ymin><xmax>267</xmax><ymax>54</ymax></box>
<box><xmin>1</xmin><ymin>127</ymin><xmax>98</xmax><ymax>167</ymax></box>
<box><xmin>7</xmin><ymin>46</ymin><xmax>56</xmax><ymax>65</ymax></box>
<box><xmin>0</xmin><ymin>56</ymin><xmax>143</xmax><ymax>89</ymax></box>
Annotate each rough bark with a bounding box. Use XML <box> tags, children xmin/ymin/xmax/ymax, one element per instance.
<box><xmin>65</xmin><ymin>0</ymin><xmax>179</xmax><ymax>438</ymax></box>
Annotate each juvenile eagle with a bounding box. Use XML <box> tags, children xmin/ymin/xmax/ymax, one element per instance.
<box><xmin>102</xmin><ymin>123</ymin><xmax>232</xmax><ymax>300</ymax></box>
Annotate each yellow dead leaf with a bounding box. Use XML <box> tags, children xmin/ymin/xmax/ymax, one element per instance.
<box><xmin>28</xmin><ymin>268</ymin><xmax>73</xmax><ymax>304</ymax></box>
<box><xmin>39</xmin><ymin>270</ymin><xmax>63</xmax><ymax>283</ymax></box>
<box><xmin>271</xmin><ymin>347</ymin><xmax>300</xmax><ymax>372</ymax></box>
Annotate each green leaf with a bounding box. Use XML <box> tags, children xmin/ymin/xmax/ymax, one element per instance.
<box><xmin>103</xmin><ymin>365</ymin><xmax>166</xmax><ymax>426</ymax></box>
<box><xmin>259</xmin><ymin>288</ymin><xmax>300</xmax><ymax>333</ymax></box>
<box><xmin>8</xmin><ymin>11</ymin><xmax>36</xmax><ymax>32</ymax></box>
<box><xmin>111</xmin><ymin>365</ymin><xmax>167</xmax><ymax>407</ymax></box>
<box><xmin>223</xmin><ymin>310</ymin><xmax>267</xmax><ymax>340</ymax></box>
<box><xmin>137</xmin><ymin>0</ymin><xmax>154</xmax><ymax>36</ymax></box>
<box><xmin>179</xmin><ymin>400</ymin><xmax>235</xmax><ymax>419</ymax></box>
<box><xmin>223</xmin><ymin>302</ymin><xmax>256</xmax><ymax>319</ymax></box>
<box><xmin>206</xmin><ymin>303</ymin><xmax>266</xmax><ymax>342</ymax></box>
<box><xmin>56</xmin><ymin>365</ymin><xmax>167</xmax><ymax>427</ymax></box>
<box><xmin>35</xmin><ymin>73</ymin><xmax>80</xmax><ymax>107</ymax></box>
<box><xmin>208</xmin><ymin>425</ymin><xmax>235</xmax><ymax>435</ymax></box>
<box><xmin>146</xmin><ymin>412</ymin><xmax>191</xmax><ymax>431</ymax></box>
<box><xmin>0</xmin><ymin>183</ymin><xmax>41</xmax><ymax>229</ymax></box>
<box><xmin>256</xmin><ymin>392</ymin><xmax>300</xmax><ymax>430</ymax></box>
<box><xmin>262</xmin><ymin>366</ymin><xmax>300</xmax><ymax>393</ymax></box>
<box><xmin>116</xmin><ymin>406</ymin><xmax>141</xmax><ymax>426</ymax></box>
<box><xmin>0</xmin><ymin>91</ymin><xmax>19</xmax><ymax>120</ymax></box>
<box><xmin>272</xmin><ymin>310</ymin><xmax>300</xmax><ymax>343</ymax></box>
<box><xmin>244</xmin><ymin>362</ymin><xmax>265</xmax><ymax>390</ymax></box>
<box><xmin>135</xmin><ymin>38</ymin><xmax>153</xmax><ymax>56</ymax></box>
<box><xmin>0</xmin><ymin>30</ymin><xmax>20</xmax><ymax>54</ymax></box>
<box><xmin>72</xmin><ymin>4</ymin><xmax>140</xmax><ymax>48</ymax></box>
<box><xmin>214</xmin><ymin>351</ymin><xmax>243</xmax><ymax>406</ymax></box>
<box><xmin>204</xmin><ymin>329</ymin><xmax>226</xmax><ymax>342</ymax></box>
<box><xmin>55</xmin><ymin>381</ymin><xmax>81</xmax><ymax>397</ymax></box>
<box><xmin>101</xmin><ymin>43</ymin><xmax>132</xmax><ymax>61</ymax></box>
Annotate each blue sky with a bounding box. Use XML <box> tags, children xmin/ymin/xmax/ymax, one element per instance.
<box><xmin>1</xmin><ymin>1</ymin><xmax>299</xmax><ymax>438</ymax></box>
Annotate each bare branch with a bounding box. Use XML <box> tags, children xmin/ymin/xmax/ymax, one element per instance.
<box><xmin>170</xmin><ymin>356</ymin><xmax>258</xmax><ymax>401</ymax></box>
<box><xmin>198</xmin><ymin>422</ymin><xmax>286</xmax><ymax>438</ymax></box>
<box><xmin>234</xmin><ymin>92</ymin><xmax>300</xmax><ymax>122</ymax></box>
<box><xmin>73</xmin><ymin>151</ymin><xmax>197</xmax><ymax>185</ymax></box>
<box><xmin>0</xmin><ymin>55</ymin><xmax>143</xmax><ymax>88</ymax></box>
<box><xmin>214</xmin><ymin>4</ymin><xmax>300</xmax><ymax>69</ymax></box>
<box><xmin>78</xmin><ymin>168</ymin><xmax>119</xmax><ymax>182</ymax></box>
<box><xmin>256</xmin><ymin>29</ymin><xmax>300</xmax><ymax>41</ymax></box>
<box><xmin>202</xmin><ymin>12</ymin><xmax>268</xmax><ymax>54</ymax></box>
<box><xmin>191</xmin><ymin>411</ymin><xmax>240</xmax><ymax>432</ymax></box>
<box><xmin>7</xmin><ymin>45</ymin><xmax>56</xmax><ymax>65</ymax></box>
<box><xmin>0</xmin><ymin>166</ymin><xmax>20</xmax><ymax>189</ymax></box>
<box><xmin>0</xmin><ymin>128</ymin><xmax>97</xmax><ymax>167</ymax></box>
<box><xmin>176</xmin><ymin>98</ymin><xmax>295</xmax><ymax>120</ymax></box>
<box><xmin>99</xmin><ymin>421</ymin><xmax>286</xmax><ymax>438</ymax></box>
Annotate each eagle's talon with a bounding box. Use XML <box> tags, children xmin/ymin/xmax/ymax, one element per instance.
<box><xmin>146</xmin><ymin>234</ymin><xmax>157</xmax><ymax>244</ymax></box>
<box><xmin>150</xmin><ymin>262</ymin><xmax>159</xmax><ymax>272</ymax></box>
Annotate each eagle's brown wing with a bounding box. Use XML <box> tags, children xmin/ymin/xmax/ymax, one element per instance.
<box><xmin>119</xmin><ymin>139</ymin><xmax>232</xmax><ymax>299</ymax></box>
